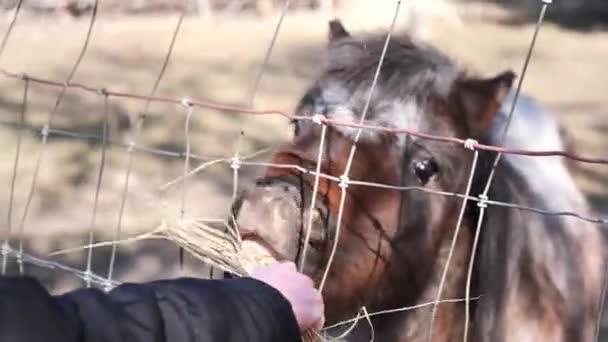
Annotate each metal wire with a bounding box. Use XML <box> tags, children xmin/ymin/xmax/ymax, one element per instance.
<box><xmin>324</xmin><ymin>296</ymin><xmax>483</xmax><ymax>332</ymax></box>
<box><xmin>2</xmin><ymin>116</ymin><xmax>605</xmax><ymax>225</ymax></box>
<box><xmin>0</xmin><ymin>4</ymin><xmax>25</xmax><ymax>273</ymax></box>
<box><xmin>2</xmin><ymin>117</ymin><xmax>606</xmax><ymax>226</ymax></box>
<box><xmin>319</xmin><ymin>0</ymin><xmax>402</xmax><ymax>292</ymax></box>
<box><xmin>1</xmin><ymin>77</ymin><xmax>28</xmax><ymax>275</ymax></box>
<box><xmin>106</xmin><ymin>12</ymin><xmax>185</xmax><ymax>289</ymax></box>
<box><xmin>180</xmin><ymin>103</ymin><xmax>194</xmax><ymax>219</ymax></box>
<box><xmin>177</xmin><ymin>101</ymin><xmax>194</xmax><ymax>271</ymax></box>
<box><xmin>596</xmin><ymin>261</ymin><xmax>608</xmax><ymax>341</ymax></box>
<box><xmin>299</xmin><ymin>123</ymin><xmax>328</xmax><ymax>271</ymax></box>
<box><xmin>0</xmin><ymin>1</ymin><xmax>605</xmax><ymax>338</ymax></box>
<box><xmin>83</xmin><ymin>91</ymin><xmax>110</xmax><ymax>288</ymax></box>
<box><xmin>0</xmin><ymin>0</ymin><xmax>23</xmax><ymax>60</ymax></box>
<box><xmin>0</xmin><ymin>67</ymin><xmax>605</xmax><ymax>165</ymax></box>
<box><xmin>0</xmin><ymin>119</ymin><xmax>227</xmax><ymax>162</ymax></box>
<box><xmin>426</xmin><ymin>151</ymin><xmax>480</xmax><ymax>342</ymax></box>
<box><xmin>14</xmin><ymin>1</ymin><xmax>99</xmax><ymax>276</ymax></box>
<box><xmin>2</xmin><ymin>244</ymin><xmax>121</xmax><ymax>288</ymax></box>
<box><xmin>247</xmin><ymin>0</ymin><xmax>291</xmax><ymax>108</ymax></box>
<box><xmin>461</xmin><ymin>3</ymin><xmax>551</xmax><ymax>340</ymax></box>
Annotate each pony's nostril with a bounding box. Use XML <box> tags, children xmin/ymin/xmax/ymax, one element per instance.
<box><xmin>233</xmin><ymin>198</ymin><xmax>263</xmax><ymax>234</ymax></box>
<box><xmin>302</xmin><ymin>208</ymin><xmax>325</xmax><ymax>244</ymax></box>
<box><xmin>229</xmin><ymin>185</ymin><xmax>303</xmax><ymax>261</ymax></box>
<box><xmin>238</xmin><ymin>225</ymin><xmax>256</xmax><ymax>235</ymax></box>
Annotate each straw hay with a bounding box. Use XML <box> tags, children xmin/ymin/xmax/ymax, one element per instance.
<box><xmin>158</xmin><ymin>218</ymin><xmax>321</xmax><ymax>342</ymax></box>
<box><xmin>49</xmin><ymin>217</ymin><xmax>321</xmax><ymax>341</ymax></box>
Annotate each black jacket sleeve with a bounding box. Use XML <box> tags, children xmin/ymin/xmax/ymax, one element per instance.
<box><xmin>0</xmin><ymin>275</ymin><xmax>303</xmax><ymax>342</ymax></box>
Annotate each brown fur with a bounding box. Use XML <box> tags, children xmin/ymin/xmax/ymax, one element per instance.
<box><xmin>231</xmin><ymin>20</ymin><xmax>605</xmax><ymax>341</ymax></box>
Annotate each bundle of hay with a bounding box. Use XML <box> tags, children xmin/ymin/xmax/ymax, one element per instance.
<box><xmin>156</xmin><ymin>218</ymin><xmax>321</xmax><ymax>342</ymax></box>
<box><xmin>49</xmin><ymin>217</ymin><xmax>321</xmax><ymax>341</ymax></box>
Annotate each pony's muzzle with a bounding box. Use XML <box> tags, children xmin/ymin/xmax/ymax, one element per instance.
<box><xmin>231</xmin><ymin>184</ymin><xmax>303</xmax><ymax>262</ymax></box>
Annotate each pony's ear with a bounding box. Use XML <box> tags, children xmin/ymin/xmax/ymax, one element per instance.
<box><xmin>328</xmin><ymin>19</ymin><xmax>350</xmax><ymax>42</ymax></box>
<box><xmin>452</xmin><ymin>70</ymin><xmax>516</xmax><ymax>136</ymax></box>
<box><xmin>324</xmin><ymin>19</ymin><xmax>360</xmax><ymax>70</ymax></box>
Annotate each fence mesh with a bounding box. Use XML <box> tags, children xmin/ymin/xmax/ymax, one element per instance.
<box><xmin>1</xmin><ymin>0</ymin><xmax>607</xmax><ymax>340</ymax></box>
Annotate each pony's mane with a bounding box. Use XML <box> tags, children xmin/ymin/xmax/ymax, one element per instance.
<box><xmin>295</xmin><ymin>32</ymin><xmax>463</xmax><ymax>147</ymax></box>
<box><xmin>470</xmin><ymin>113</ymin><xmax>594</xmax><ymax>340</ymax></box>
<box><xmin>491</xmin><ymin>91</ymin><xmax>586</xmax><ymax>212</ymax></box>
<box><xmin>321</xmin><ymin>32</ymin><xmax>460</xmax><ymax>99</ymax></box>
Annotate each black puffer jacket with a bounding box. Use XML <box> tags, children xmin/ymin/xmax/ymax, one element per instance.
<box><xmin>0</xmin><ymin>275</ymin><xmax>302</xmax><ymax>342</ymax></box>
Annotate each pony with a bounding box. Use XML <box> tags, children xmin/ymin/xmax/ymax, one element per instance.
<box><xmin>230</xmin><ymin>20</ymin><xmax>605</xmax><ymax>341</ymax></box>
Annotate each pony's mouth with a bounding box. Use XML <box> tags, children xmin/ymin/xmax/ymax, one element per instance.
<box><xmin>230</xmin><ymin>170</ymin><xmax>335</xmax><ymax>274</ymax></box>
<box><xmin>240</xmin><ymin>232</ymin><xmax>284</xmax><ymax>262</ymax></box>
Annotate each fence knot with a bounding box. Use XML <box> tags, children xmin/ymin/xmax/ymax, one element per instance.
<box><xmin>311</xmin><ymin>114</ymin><xmax>324</xmax><ymax>125</ymax></box>
<box><xmin>103</xmin><ymin>281</ymin><xmax>114</xmax><ymax>293</ymax></box>
<box><xmin>477</xmin><ymin>194</ymin><xmax>488</xmax><ymax>208</ymax></box>
<box><xmin>17</xmin><ymin>72</ymin><xmax>28</xmax><ymax>80</ymax></box>
<box><xmin>96</xmin><ymin>87</ymin><xmax>108</xmax><ymax>96</ymax></box>
<box><xmin>41</xmin><ymin>124</ymin><xmax>50</xmax><ymax>138</ymax></box>
<box><xmin>464</xmin><ymin>139</ymin><xmax>478</xmax><ymax>150</ymax></box>
<box><xmin>230</xmin><ymin>157</ymin><xmax>241</xmax><ymax>170</ymax></box>
<box><xmin>180</xmin><ymin>97</ymin><xmax>193</xmax><ymax>108</ymax></box>
<box><xmin>0</xmin><ymin>241</ymin><xmax>10</xmax><ymax>257</ymax></box>
<box><xmin>338</xmin><ymin>175</ymin><xmax>350</xmax><ymax>189</ymax></box>
<box><xmin>541</xmin><ymin>0</ymin><xmax>552</xmax><ymax>4</ymax></box>
<box><xmin>82</xmin><ymin>270</ymin><xmax>92</xmax><ymax>283</ymax></box>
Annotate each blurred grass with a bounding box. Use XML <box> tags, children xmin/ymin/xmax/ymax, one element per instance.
<box><xmin>0</xmin><ymin>9</ymin><xmax>606</xmax><ymax>293</ymax></box>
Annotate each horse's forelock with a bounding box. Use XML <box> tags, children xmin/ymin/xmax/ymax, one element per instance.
<box><xmin>310</xmin><ymin>32</ymin><xmax>485</xmax><ymax>149</ymax></box>
<box><xmin>322</xmin><ymin>33</ymin><xmax>460</xmax><ymax>99</ymax></box>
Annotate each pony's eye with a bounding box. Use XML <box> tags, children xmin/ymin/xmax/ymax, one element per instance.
<box><xmin>414</xmin><ymin>159</ymin><xmax>439</xmax><ymax>185</ymax></box>
<box><xmin>290</xmin><ymin>120</ymin><xmax>301</xmax><ymax>137</ymax></box>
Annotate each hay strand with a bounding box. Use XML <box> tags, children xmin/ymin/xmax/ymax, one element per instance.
<box><xmin>48</xmin><ymin>217</ymin><xmax>321</xmax><ymax>341</ymax></box>
<box><xmin>160</xmin><ymin>218</ymin><xmax>321</xmax><ymax>342</ymax></box>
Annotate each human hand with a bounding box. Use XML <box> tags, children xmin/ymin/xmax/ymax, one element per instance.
<box><xmin>250</xmin><ymin>261</ymin><xmax>325</xmax><ymax>332</ymax></box>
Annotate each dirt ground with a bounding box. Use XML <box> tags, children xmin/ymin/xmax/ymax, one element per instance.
<box><xmin>0</xmin><ymin>3</ymin><xmax>606</xmax><ymax>330</ymax></box>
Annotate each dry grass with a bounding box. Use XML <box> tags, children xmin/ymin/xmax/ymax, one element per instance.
<box><xmin>45</xmin><ymin>215</ymin><xmax>321</xmax><ymax>340</ymax></box>
<box><xmin>0</xmin><ymin>7</ymin><xmax>606</xmax><ymax>294</ymax></box>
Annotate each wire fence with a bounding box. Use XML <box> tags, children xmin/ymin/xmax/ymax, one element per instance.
<box><xmin>1</xmin><ymin>0</ymin><xmax>607</xmax><ymax>340</ymax></box>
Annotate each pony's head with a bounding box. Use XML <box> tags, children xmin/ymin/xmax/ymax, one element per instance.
<box><xmin>231</xmin><ymin>20</ymin><xmax>518</xmax><ymax>325</ymax></box>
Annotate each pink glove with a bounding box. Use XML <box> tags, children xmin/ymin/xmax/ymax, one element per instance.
<box><xmin>250</xmin><ymin>261</ymin><xmax>325</xmax><ymax>331</ymax></box>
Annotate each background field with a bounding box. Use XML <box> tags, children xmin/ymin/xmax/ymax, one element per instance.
<box><xmin>0</xmin><ymin>0</ymin><xmax>606</xmax><ymax>331</ymax></box>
